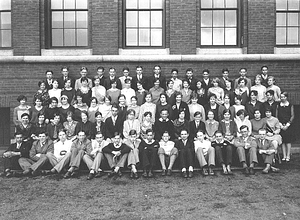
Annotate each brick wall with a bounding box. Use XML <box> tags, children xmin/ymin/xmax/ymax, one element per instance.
<box><xmin>247</xmin><ymin>0</ymin><xmax>276</xmax><ymax>54</ymax></box>
<box><xmin>170</xmin><ymin>0</ymin><xmax>196</xmax><ymax>54</ymax></box>
<box><xmin>91</xmin><ymin>0</ymin><xmax>119</xmax><ymax>55</ymax></box>
<box><xmin>12</xmin><ymin>0</ymin><xmax>40</xmax><ymax>56</ymax></box>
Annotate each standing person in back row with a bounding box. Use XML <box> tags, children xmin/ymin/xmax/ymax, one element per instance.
<box><xmin>131</xmin><ymin>66</ymin><xmax>149</xmax><ymax>91</ymax></box>
<box><xmin>148</xmin><ymin>65</ymin><xmax>166</xmax><ymax>90</ymax></box>
<box><xmin>234</xmin><ymin>68</ymin><xmax>251</xmax><ymax>92</ymax></box>
<box><xmin>185</xmin><ymin>68</ymin><xmax>198</xmax><ymax>91</ymax></box>
<box><xmin>58</xmin><ymin>66</ymin><xmax>75</xmax><ymax>89</ymax></box>
<box><xmin>74</xmin><ymin>66</ymin><xmax>93</xmax><ymax>91</ymax></box>
<box><xmin>104</xmin><ymin>67</ymin><xmax>122</xmax><ymax>90</ymax></box>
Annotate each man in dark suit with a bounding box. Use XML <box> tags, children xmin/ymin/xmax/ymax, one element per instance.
<box><xmin>200</xmin><ymin>69</ymin><xmax>212</xmax><ymax>100</ymax></box>
<box><xmin>219</xmin><ymin>68</ymin><xmax>232</xmax><ymax>90</ymax></box>
<box><xmin>45</xmin><ymin>70</ymin><xmax>54</xmax><ymax>90</ymax></box>
<box><xmin>189</xmin><ymin>111</ymin><xmax>206</xmax><ymax>141</ymax></box>
<box><xmin>58</xmin><ymin>66</ymin><xmax>75</xmax><ymax>89</ymax></box>
<box><xmin>1</xmin><ymin>133</ymin><xmax>31</xmax><ymax>177</ymax></box>
<box><xmin>94</xmin><ymin>66</ymin><xmax>107</xmax><ymax>87</ymax></box>
<box><xmin>185</xmin><ymin>68</ymin><xmax>198</xmax><ymax>91</ymax></box>
<box><xmin>105</xmin><ymin>104</ymin><xmax>124</xmax><ymax>139</ymax></box>
<box><xmin>175</xmin><ymin>129</ymin><xmax>194</xmax><ymax>178</ymax></box>
<box><xmin>131</xmin><ymin>65</ymin><xmax>149</xmax><ymax>91</ymax></box>
<box><xmin>147</xmin><ymin>65</ymin><xmax>166</xmax><ymax>90</ymax></box>
<box><xmin>154</xmin><ymin>109</ymin><xmax>175</xmax><ymax>141</ymax></box>
<box><xmin>257</xmin><ymin>66</ymin><xmax>269</xmax><ymax>87</ymax></box>
<box><xmin>234</xmin><ymin>67</ymin><xmax>252</xmax><ymax>91</ymax></box>
<box><xmin>103</xmin><ymin>67</ymin><xmax>122</xmax><ymax>90</ymax></box>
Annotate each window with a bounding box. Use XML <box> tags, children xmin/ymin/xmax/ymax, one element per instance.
<box><xmin>49</xmin><ymin>0</ymin><xmax>88</xmax><ymax>47</ymax></box>
<box><xmin>276</xmin><ymin>0</ymin><xmax>300</xmax><ymax>45</ymax></box>
<box><xmin>0</xmin><ymin>0</ymin><xmax>11</xmax><ymax>47</ymax></box>
<box><xmin>200</xmin><ymin>0</ymin><xmax>240</xmax><ymax>47</ymax></box>
<box><xmin>124</xmin><ymin>0</ymin><xmax>165</xmax><ymax>48</ymax></box>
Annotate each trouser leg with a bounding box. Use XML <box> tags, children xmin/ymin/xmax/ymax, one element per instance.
<box><xmin>262</xmin><ymin>153</ymin><xmax>275</xmax><ymax>165</ymax></box>
<box><xmin>225</xmin><ymin>145</ymin><xmax>233</xmax><ymax>165</ymax></box>
<box><xmin>195</xmin><ymin>147</ymin><xmax>207</xmax><ymax>167</ymax></box>
<box><xmin>115</xmin><ymin>153</ymin><xmax>128</xmax><ymax>168</ymax></box>
<box><xmin>69</xmin><ymin>150</ymin><xmax>85</xmax><ymax>169</ymax></box>
<box><xmin>83</xmin><ymin>154</ymin><xmax>94</xmax><ymax>170</ymax></box>
<box><xmin>54</xmin><ymin>152</ymin><xmax>71</xmax><ymax>173</ymax></box>
<box><xmin>207</xmin><ymin>147</ymin><xmax>215</xmax><ymax>166</ymax></box>
<box><xmin>91</xmin><ymin>152</ymin><xmax>104</xmax><ymax>171</ymax></box>
<box><xmin>248</xmin><ymin>147</ymin><xmax>258</xmax><ymax>164</ymax></box>
<box><xmin>46</xmin><ymin>152</ymin><xmax>58</xmax><ymax>167</ymax></box>
<box><xmin>18</xmin><ymin>158</ymin><xmax>34</xmax><ymax>171</ymax></box>
<box><xmin>236</xmin><ymin>147</ymin><xmax>246</xmax><ymax>164</ymax></box>
<box><xmin>215</xmin><ymin>146</ymin><xmax>224</xmax><ymax>166</ymax></box>
<box><xmin>104</xmin><ymin>153</ymin><xmax>116</xmax><ymax>168</ymax></box>
<box><xmin>31</xmin><ymin>154</ymin><xmax>49</xmax><ymax>171</ymax></box>
<box><xmin>158</xmin><ymin>148</ymin><xmax>166</xmax><ymax>170</ymax></box>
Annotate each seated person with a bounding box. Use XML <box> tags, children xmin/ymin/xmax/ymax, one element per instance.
<box><xmin>124</xmin><ymin>130</ymin><xmax>141</xmax><ymax>179</ymax></box>
<box><xmin>233</xmin><ymin>125</ymin><xmax>258</xmax><ymax>175</ymax></box>
<box><xmin>46</xmin><ymin>130</ymin><xmax>73</xmax><ymax>174</ymax></box>
<box><xmin>46</xmin><ymin>113</ymin><xmax>63</xmax><ymax>143</ymax></box>
<box><xmin>1</xmin><ymin>133</ymin><xmax>31</xmax><ymax>177</ymax></box>
<box><xmin>15</xmin><ymin>113</ymin><xmax>35</xmax><ymax>146</ymax></box>
<box><xmin>189</xmin><ymin>111</ymin><xmax>206</xmax><ymax>141</ymax></box>
<box><xmin>154</xmin><ymin>108</ymin><xmax>175</xmax><ymax>141</ymax></box>
<box><xmin>123</xmin><ymin>109</ymin><xmax>141</xmax><ymax>140</ymax></box>
<box><xmin>158</xmin><ymin>131</ymin><xmax>178</xmax><ymax>176</ymax></box>
<box><xmin>139</xmin><ymin>129</ymin><xmax>159</xmax><ymax>178</ymax></box>
<box><xmin>173</xmin><ymin>109</ymin><xmax>189</xmax><ymax>140</ymax></box>
<box><xmin>84</xmin><ymin>132</ymin><xmax>109</xmax><ymax>180</ymax></box>
<box><xmin>211</xmin><ymin>131</ymin><xmax>233</xmax><ymax>175</ymax></box>
<box><xmin>205</xmin><ymin>110</ymin><xmax>219</xmax><ymax>142</ymax></box>
<box><xmin>102</xmin><ymin>132</ymin><xmax>131</xmax><ymax>178</ymax></box>
<box><xmin>175</xmin><ymin>129</ymin><xmax>194</xmax><ymax>178</ymax></box>
<box><xmin>64</xmin><ymin>130</ymin><xmax>91</xmax><ymax>179</ymax></box>
<box><xmin>75</xmin><ymin>111</ymin><xmax>94</xmax><ymax>140</ymax></box>
<box><xmin>19</xmin><ymin>131</ymin><xmax>54</xmax><ymax>176</ymax></box>
<box><xmin>218</xmin><ymin>109</ymin><xmax>238</xmax><ymax>143</ymax></box>
<box><xmin>257</xmin><ymin>129</ymin><xmax>278</xmax><ymax>174</ymax></box>
<box><xmin>194</xmin><ymin>130</ymin><xmax>215</xmax><ymax>176</ymax></box>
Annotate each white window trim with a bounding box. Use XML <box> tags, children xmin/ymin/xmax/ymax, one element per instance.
<box><xmin>41</xmin><ymin>49</ymin><xmax>92</xmax><ymax>56</ymax></box>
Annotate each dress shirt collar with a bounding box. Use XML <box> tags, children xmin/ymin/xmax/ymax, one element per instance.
<box><xmin>159</xmin><ymin>118</ymin><xmax>169</xmax><ymax>122</ymax></box>
<box><xmin>280</xmin><ymin>101</ymin><xmax>289</xmax><ymax>107</ymax></box>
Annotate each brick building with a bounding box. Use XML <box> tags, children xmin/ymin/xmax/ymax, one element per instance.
<box><xmin>0</xmin><ymin>0</ymin><xmax>299</xmax><ymax>146</ymax></box>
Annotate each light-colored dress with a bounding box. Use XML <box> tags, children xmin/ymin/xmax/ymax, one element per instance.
<box><xmin>139</xmin><ymin>102</ymin><xmax>156</xmax><ymax>124</ymax></box>
<box><xmin>98</xmin><ymin>104</ymin><xmax>112</xmax><ymax>121</ymax></box>
<box><xmin>251</xmin><ymin>85</ymin><xmax>266</xmax><ymax>102</ymax></box>
<box><xmin>265</xmin><ymin>116</ymin><xmax>282</xmax><ymax>145</ymax></box>
<box><xmin>88</xmin><ymin>105</ymin><xmax>99</xmax><ymax>123</ymax></box>
<box><xmin>188</xmin><ymin>103</ymin><xmax>206</xmax><ymax>121</ymax></box>
<box><xmin>123</xmin><ymin>119</ymin><xmax>141</xmax><ymax>139</ymax></box>
<box><xmin>48</xmin><ymin>88</ymin><xmax>62</xmax><ymax>106</ymax></box>
<box><xmin>92</xmin><ymin>85</ymin><xmax>106</xmax><ymax>103</ymax></box>
<box><xmin>234</xmin><ymin>116</ymin><xmax>252</xmax><ymax>137</ymax></box>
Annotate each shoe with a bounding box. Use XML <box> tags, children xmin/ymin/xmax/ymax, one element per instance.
<box><xmin>148</xmin><ymin>170</ymin><xmax>154</xmax><ymax>178</ymax></box>
<box><xmin>23</xmin><ymin>168</ymin><xmax>32</xmax><ymax>176</ymax></box>
<box><xmin>227</xmin><ymin>166</ymin><xmax>233</xmax><ymax>175</ymax></box>
<box><xmin>133</xmin><ymin>172</ymin><xmax>139</xmax><ymax>179</ymax></box>
<box><xmin>108</xmin><ymin>171</ymin><xmax>116</xmax><ymax>178</ymax></box>
<box><xmin>188</xmin><ymin>171</ymin><xmax>193</xmax><ymax>178</ymax></box>
<box><xmin>167</xmin><ymin>169</ymin><xmax>172</xmax><ymax>176</ymax></box>
<box><xmin>32</xmin><ymin>170</ymin><xmax>40</xmax><ymax>177</ymax></box>
<box><xmin>130</xmin><ymin>171</ymin><xmax>134</xmax><ymax>179</ymax></box>
<box><xmin>5</xmin><ymin>171</ymin><xmax>13</xmax><ymax>178</ymax></box>
<box><xmin>142</xmin><ymin>170</ymin><xmax>148</xmax><ymax>178</ymax></box>
<box><xmin>161</xmin><ymin>169</ymin><xmax>166</xmax><ymax>176</ymax></box>
<box><xmin>249</xmin><ymin>168</ymin><xmax>255</xmax><ymax>175</ymax></box>
<box><xmin>63</xmin><ymin>171</ymin><xmax>72</xmax><ymax>179</ymax></box>
<box><xmin>41</xmin><ymin>170</ymin><xmax>52</xmax><ymax>176</ymax></box>
<box><xmin>282</xmin><ymin>158</ymin><xmax>286</xmax><ymax>162</ymax></box>
<box><xmin>117</xmin><ymin>170</ymin><xmax>122</xmax><ymax>177</ymax></box>
<box><xmin>222</xmin><ymin>168</ymin><xmax>228</xmax><ymax>175</ymax></box>
<box><xmin>95</xmin><ymin>171</ymin><xmax>105</xmax><ymax>178</ymax></box>
<box><xmin>270</xmin><ymin>166</ymin><xmax>280</xmax><ymax>173</ymax></box>
<box><xmin>87</xmin><ymin>172</ymin><xmax>95</xmax><ymax>180</ymax></box>
<box><xmin>244</xmin><ymin>167</ymin><xmax>250</xmax><ymax>175</ymax></box>
<box><xmin>202</xmin><ymin>168</ymin><xmax>209</xmax><ymax>176</ymax></box>
<box><xmin>182</xmin><ymin>171</ymin><xmax>188</xmax><ymax>178</ymax></box>
<box><xmin>50</xmin><ymin>168</ymin><xmax>57</xmax><ymax>174</ymax></box>
<box><xmin>286</xmin><ymin>157</ymin><xmax>290</xmax><ymax>162</ymax></box>
<box><xmin>208</xmin><ymin>168</ymin><xmax>215</xmax><ymax>176</ymax></box>
<box><xmin>262</xmin><ymin>168</ymin><xmax>269</xmax><ymax>174</ymax></box>
<box><xmin>70</xmin><ymin>171</ymin><xmax>78</xmax><ymax>177</ymax></box>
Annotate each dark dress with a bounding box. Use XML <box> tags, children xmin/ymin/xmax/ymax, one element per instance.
<box><xmin>277</xmin><ymin>103</ymin><xmax>295</xmax><ymax>143</ymax></box>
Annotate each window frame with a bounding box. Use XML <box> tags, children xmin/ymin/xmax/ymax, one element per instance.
<box><xmin>0</xmin><ymin>0</ymin><xmax>12</xmax><ymax>48</ymax></box>
<box><xmin>276</xmin><ymin>0</ymin><xmax>300</xmax><ymax>47</ymax></box>
<box><xmin>199</xmin><ymin>0</ymin><xmax>242</xmax><ymax>48</ymax></box>
<box><xmin>123</xmin><ymin>0</ymin><xmax>166</xmax><ymax>49</ymax></box>
<box><xmin>45</xmin><ymin>0</ymin><xmax>89</xmax><ymax>49</ymax></box>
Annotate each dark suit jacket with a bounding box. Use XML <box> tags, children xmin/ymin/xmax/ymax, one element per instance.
<box><xmin>256</xmin><ymin>139</ymin><xmax>274</xmax><ymax>151</ymax></box>
<box><xmin>218</xmin><ymin>120</ymin><xmax>238</xmax><ymax>138</ymax></box>
<box><xmin>189</xmin><ymin>120</ymin><xmax>206</xmax><ymax>140</ymax></box>
<box><xmin>104</xmin><ymin>77</ymin><xmax>122</xmax><ymax>90</ymax></box>
<box><xmin>175</xmin><ymin>139</ymin><xmax>194</xmax><ymax>151</ymax></box>
<box><xmin>30</xmin><ymin>139</ymin><xmax>54</xmax><ymax>161</ymax></box>
<box><xmin>46</xmin><ymin>123</ymin><xmax>63</xmax><ymax>141</ymax></box>
<box><xmin>57</xmin><ymin>76</ymin><xmax>75</xmax><ymax>89</ymax></box>
<box><xmin>170</xmin><ymin>101</ymin><xmax>190</xmax><ymax>121</ymax></box>
<box><xmin>105</xmin><ymin>116</ymin><xmax>124</xmax><ymax>139</ymax></box>
<box><xmin>148</xmin><ymin>74</ymin><xmax>166</xmax><ymax>90</ymax></box>
<box><xmin>132</xmin><ymin>75</ymin><xmax>149</xmax><ymax>91</ymax></box>
<box><xmin>6</xmin><ymin>142</ymin><xmax>31</xmax><ymax>158</ymax></box>
<box><xmin>153</xmin><ymin>118</ymin><xmax>175</xmax><ymax>141</ymax></box>
<box><xmin>45</xmin><ymin>79</ymin><xmax>54</xmax><ymax>90</ymax></box>
<box><xmin>185</xmin><ymin>76</ymin><xmax>198</xmax><ymax>91</ymax></box>
<box><xmin>219</xmin><ymin>77</ymin><xmax>232</xmax><ymax>90</ymax></box>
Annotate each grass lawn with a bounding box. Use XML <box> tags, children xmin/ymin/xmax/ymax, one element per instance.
<box><xmin>0</xmin><ymin>155</ymin><xmax>300</xmax><ymax>220</ymax></box>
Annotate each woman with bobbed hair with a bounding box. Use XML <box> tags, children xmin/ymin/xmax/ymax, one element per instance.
<box><xmin>88</xmin><ymin>97</ymin><xmax>99</xmax><ymax>123</ymax></box>
<box><xmin>33</xmin><ymin>80</ymin><xmax>50</xmax><ymax>106</ymax></box>
<box><xmin>234</xmin><ymin>109</ymin><xmax>252</xmax><ymax>137</ymax></box>
<box><xmin>63</xmin><ymin>111</ymin><xmax>78</xmax><ymax>140</ymax></box>
<box><xmin>123</xmin><ymin>109</ymin><xmax>141</xmax><ymax>140</ymax></box>
<box><xmin>140</xmin><ymin>111</ymin><xmax>154</xmax><ymax>140</ymax></box>
<box><xmin>15</xmin><ymin>113</ymin><xmax>35</xmax><ymax>144</ymax></box>
<box><xmin>48</xmin><ymin>79</ymin><xmax>62</xmax><ymax>107</ymax></box>
<box><xmin>235</xmin><ymin>78</ymin><xmax>249</xmax><ymax>105</ymax></box>
<box><xmin>74</xmin><ymin>110</ymin><xmax>94</xmax><ymax>140</ymax></box>
<box><xmin>155</xmin><ymin>93</ymin><xmax>171</xmax><ymax>120</ymax></box>
<box><xmin>208</xmin><ymin>77</ymin><xmax>224</xmax><ymax>105</ymax></box>
<box><xmin>13</xmin><ymin>95</ymin><xmax>31</xmax><ymax>126</ymax></box>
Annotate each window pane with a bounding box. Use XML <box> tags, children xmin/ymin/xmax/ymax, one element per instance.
<box><xmin>77</xmin><ymin>29</ymin><xmax>88</xmax><ymax>46</ymax></box>
<box><xmin>52</xmin><ymin>12</ymin><xmax>63</xmax><ymax>28</ymax></box>
<box><xmin>276</xmin><ymin>0</ymin><xmax>287</xmax><ymax>10</ymax></box>
<box><xmin>1</xmin><ymin>30</ymin><xmax>11</xmax><ymax>47</ymax></box>
<box><xmin>201</xmin><ymin>11</ymin><xmax>212</xmax><ymax>27</ymax></box>
<box><xmin>64</xmin><ymin>11</ymin><xmax>75</xmax><ymax>28</ymax></box>
<box><xmin>225</xmin><ymin>28</ymin><xmax>236</xmax><ymax>45</ymax></box>
<box><xmin>225</xmin><ymin>0</ymin><xmax>237</xmax><ymax>8</ymax></box>
<box><xmin>201</xmin><ymin>28</ymin><xmax>212</xmax><ymax>45</ymax></box>
<box><xmin>213</xmin><ymin>10</ymin><xmax>224</xmax><ymax>27</ymax></box>
<box><xmin>276</xmin><ymin>13</ymin><xmax>286</xmax><ymax>26</ymax></box>
<box><xmin>76</xmin><ymin>11</ymin><xmax>88</xmax><ymax>28</ymax></box>
<box><xmin>225</xmin><ymin>10</ymin><xmax>236</xmax><ymax>27</ymax></box>
<box><xmin>139</xmin><ymin>11</ymin><xmax>150</xmax><ymax>27</ymax></box>
<box><xmin>288</xmin><ymin>0</ymin><xmax>299</xmax><ymax>10</ymax></box>
<box><xmin>51</xmin><ymin>0</ymin><xmax>62</xmax><ymax>9</ymax></box>
<box><xmin>64</xmin><ymin>29</ymin><xmax>75</xmax><ymax>46</ymax></box>
<box><xmin>139</xmin><ymin>0</ymin><xmax>150</xmax><ymax>9</ymax></box>
<box><xmin>201</xmin><ymin>0</ymin><xmax>212</xmax><ymax>8</ymax></box>
<box><xmin>126</xmin><ymin>0</ymin><xmax>138</xmax><ymax>9</ymax></box>
<box><xmin>276</xmin><ymin>27</ymin><xmax>286</xmax><ymax>44</ymax></box>
<box><xmin>126</xmin><ymin>29</ymin><xmax>138</xmax><ymax>46</ymax></box>
<box><xmin>126</xmin><ymin>11</ymin><xmax>138</xmax><ymax>27</ymax></box>
<box><xmin>76</xmin><ymin>0</ymin><xmax>87</xmax><ymax>9</ymax></box>
<box><xmin>288</xmin><ymin>13</ymin><xmax>298</xmax><ymax>26</ymax></box>
<box><xmin>52</xmin><ymin>29</ymin><xmax>63</xmax><ymax>46</ymax></box>
<box><xmin>151</xmin><ymin>11</ymin><xmax>162</xmax><ymax>28</ymax></box>
<box><xmin>0</xmin><ymin>0</ymin><xmax>11</xmax><ymax>10</ymax></box>
<box><xmin>287</xmin><ymin>27</ymin><xmax>298</xmax><ymax>44</ymax></box>
<box><xmin>214</xmin><ymin>0</ymin><xmax>225</xmax><ymax>8</ymax></box>
<box><xmin>151</xmin><ymin>0</ymin><xmax>163</xmax><ymax>9</ymax></box>
<box><xmin>139</xmin><ymin>29</ymin><xmax>150</xmax><ymax>46</ymax></box>
<box><xmin>1</xmin><ymin>12</ymin><xmax>11</xmax><ymax>29</ymax></box>
<box><xmin>151</xmin><ymin>29</ymin><xmax>162</xmax><ymax>46</ymax></box>
<box><xmin>213</xmin><ymin>28</ymin><xmax>224</xmax><ymax>45</ymax></box>
<box><xmin>64</xmin><ymin>0</ymin><xmax>75</xmax><ymax>9</ymax></box>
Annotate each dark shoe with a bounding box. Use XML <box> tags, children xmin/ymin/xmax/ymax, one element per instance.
<box><xmin>202</xmin><ymin>168</ymin><xmax>209</xmax><ymax>176</ymax></box>
<box><xmin>23</xmin><ymin>168</ymin><xmax>32</xmax><ymax>176</ymax></box>
<box><xmin>117</xmin><ymin>170</ymin><xmax>122</xmax><ymax>177</ymax></box>
<box><xmin>5</xmin><ymin>171</ymin><xmax>13</xmax><ymax>178</ymax></box>
<box><xmin>41</xmin><ymin>170</ymin><xmax>52</xmax><ymax>176</ymax></box>
<box><xmin>167</xmin><ymin>169</ymin><xmax>172</xmax><ymax>176</ymax></box>
<box><xmin>161</xmin><ymin>169</ymin><xmax>167</xmax><ymax>176</ymax></box>
<box><xmin>87</xmin><ymin>172</ymin><xmax>95</xmax><ymax>180</ymax></box>
<box><xmin>270</xmin><ymin>166</ymin><xmax>280</xmax><ymax>173</ymax></box>
<box><xmin>32</xmin><ymin>170</ymin><xmax>40</xmax><ymax>177</ymax></box>
<box><xmin>249</xmin><ymin>168</ymin><xmax>255</xmax><ymax>175</ymax></box>
<box><xmin>142</xmin><ymin>170</ymin><xmax>148</xmax><ymax>178</ymax></box>
<box><xmin>182</xmin><ymin>171</ymin><xmax>188</xmax><ymax>178</ymax></box>
<box><xmin>133</xmin><ymin>172</ymin><xmax>139</xmax><ymax>179</ymax></box>
<box><xmin>244</xmin><ymin>167</ymin><xmax>250</xmax><ymax>175</ymax></box>
<box><xmin>63</xmin><ymin>171</ymin><xmax>72</xmax><ymax>179</ymax></box>
<box><xmin>148</xmin><ymin>170</ymin><xmax>154</xmax><ymax>178</ymax></box>
<box><xmin>208</xmin><ymin>168</ymin><xmax>215</xmax><ymax>176</ymax></box>
<box><xmin>95</xmin><ymin>171</ymin><xmax>105</xmax><ymax>178</ymax></box>
<box><xmin>188</xmin><ymin>171</ymin><xmax>193</xmax><ymax>178</ymax></box>
<box><xmin>70</xmin><ymin>171</ymin><xmax>78</xmax><ymax>177</ymax></box>
<box><xmin>108</xmin><ymin>171</ymin><xmax>116</xmax><ymax>178</ymax></box>
<box><xmin>130</xmin><ymin>171</ymin><xmax>134</xmax><ymax>179</ymax></box>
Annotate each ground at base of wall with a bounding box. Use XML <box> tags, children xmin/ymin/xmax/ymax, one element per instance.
<box><xmin>0</xmin><ymin>155</ymin><xmax>300</xmax><ymax>219</ymax></box>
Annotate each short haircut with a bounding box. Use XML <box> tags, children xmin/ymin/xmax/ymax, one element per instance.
<box><xmin>222</xmin><ymin>68</ymin><xmax>229</xmax><ymax>73</ymax></box>
<box><xmin>123</xmin><ymin>67</ymin><xmax>129</xmax><ymax>72</ymax></box>
<box><xmin>250</xmin><ymin>90</ymin><xmax>258</xmax><ymax>96</ymax></box>
<box><xmin>186</xmin><ymin>68</ymin><xmax>193</xmax><ymax>73</ymax></box>
<box><xmin>261</xmin><ymin>66</ymin><xmax>268</xmax><ymax>70</ymax></box>
<box><xmin>97</xmin><ymin>66</ymin><xmax>104</xmax><ymax>71</ymax></box>
<box><xmin>281</xmin><ymin>91</ymin><xmax>289</xmax><ymax>98</ymax></box>
<box><xmin>129</xmin><ymin>130</ymin><xmax>137</xmax><ymax>136</ymax></box>
<box><xmin>14</xmin><ymin>132</ymin><xmax>23</xmax><ymax>137</ymax></box>
<box><xmin>202</xmin><ymin>69</ymin><xmax>210</xmax><ymax>74</ymax></box>
<box><xmin>238</xmin><ymin>78</ymin><xmax>247</xmax><ymax>85</ymax></box>
<box><xmin>50</xmin><ymin>97</ymin><xmax>58</xmax><ymax>103</ymax></box>
<box><xmin>266</xmin><ymin>90</ymin><xmax>274</xmax><ymax>96</ymax></box>
<box><xmin>153</xmin><ymin>65</ymin><xmax>161</xmax><ymax>70</ymax></box>
<box><xmin>80</xmin><ymin>66</ymin><xmax>88</xmax><ymax>71</ymax></box>
<box><xmin>136</xmin><ymin>65</ymin><xmax>143</xmax><ymax>70</ymax></box>
<box><xmin>17</xmin><ymin>95</ymin><xmax>27</xmax><ymax>102</ymax></box>
<box><xmin>240</xmin><ymin>125</ymin><xmax>249</xmax><ymax>131</ymax></box>
<box><xmin>61</xmin><ymin>66</ymin><xmax>69</xmax><ymax>71</ymax></box>
<box><xmin>240</xmin><ymin>67</ymin><xmax>247</xmax><ymax>72</ymax></box>
<box><xmin>95</xmin><ymin>111</ymin><xmax>102</xmax><ymax>118</ymax></box>
<box><xmin>45</xmin><ymin>70</ymin><xmax>53</xmax><ymax>75</ymax></box>
<box><xmin>127</xmin><ymin>109</ymin><xmax>136</xmax><ymax>116</ymax></box>
<box><xmin>90</xmin><ymin>97</ymin><xmax>98</xmax><ymax>104</ymax></box>
<box><xmin>144</xmin><ymin>111</ymin><xmax>152</xmax><ymax>117</ymax></box>
<box><xmin>223</xmin><ymin>109</ymin><xmax>231</xmax><ymax>115</ymax></box>
<box><xmin>38</xmin><ymin>80</ymin><xmax>46</xmax><ymax>87</ymax></box>
<box><xmin>80</xmin><ymin>77</ymin><xmax>88</xmax><ymax>83</ymax></box>
<box><xmin>124</xmin><ymin>78</ymin><xmax>131</xmax><ymax>84</ymax></box>
<box><xmin>236</xmin><ymin>109</ymin><xmax>246</xmax><ymax>116</ymax></box>
<box><xmin>171</xmin><ymin>68</ymin><xmax>178</xmax><ymax>73</ymax></box>
<box><xmin>194</xmin><ymin>111</ymin><xmax>202</xmax><ymax>117</ymax></box>
<box><xmin>21</xmin><ymin>113</ymin><xmax>30</xmax><ymax>119</ymax></box>
<box><xmin>145</xmin><ymin>129</ymin><xmax>153</xmax><ymax>134</ymax></box>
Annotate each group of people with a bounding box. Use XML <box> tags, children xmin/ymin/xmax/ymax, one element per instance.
<box><xmin>2</xmin><ymin>65</ymin><xmax>295</xmax><ymax>180</ymax></box>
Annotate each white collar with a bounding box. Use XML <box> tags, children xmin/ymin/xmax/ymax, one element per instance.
<box><xmin>280</xmin><ymin>101</ymin><xmax>289</xmax><ymax>107</ymax></box>
<box><xmin>159</xmin><ymin>118</ymin><xmax>169</xmax><ymax>122</ymax></box>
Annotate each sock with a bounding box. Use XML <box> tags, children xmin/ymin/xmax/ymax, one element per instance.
<box><xmin>182</xmin><ymin>168</ymin><xmax>186</xmax><ymax>172</ymax></box>
<box><xmin>188</xmin><ymin>166</ymin><xmax>193</xmax><ymax>172</ymax></box>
